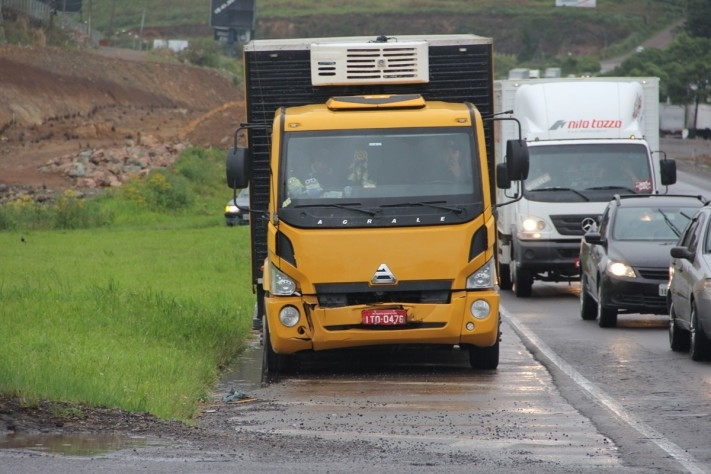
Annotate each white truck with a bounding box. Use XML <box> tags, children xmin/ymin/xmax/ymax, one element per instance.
<box><xmin>494</xmin><ymin>77</ymin><xmax>677</xmax><ymax>297</ymax></box>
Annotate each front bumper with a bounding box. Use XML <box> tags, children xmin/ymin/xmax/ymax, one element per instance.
<box><xmin>264</xmin><ymin>290</ymin><xmax>500</xmax><ymax>355</ymax></box>
<box><xmin>600</xmin><ymin>274</ymin><xmax>668</xmax><ymax>315</ymax></box>
<box><xmin>513</xmin><ymin>236</ymin><xmax>580</xmax><ymax>276</ymax></box>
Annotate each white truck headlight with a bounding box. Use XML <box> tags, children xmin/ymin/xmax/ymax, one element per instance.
<box><xmin>270</xmin><ymin>264</ymin><xmax>297</xmax><ymax>295</ymax></box>
<box><xmin>518</xmin><ymin>216</ymin><xmax>546</xmax><ymax>239</ymax></box>
<box><xmin>467</xmin><ymin>258</ymin><xmax>495</xmax><ymax>289</ymax></box>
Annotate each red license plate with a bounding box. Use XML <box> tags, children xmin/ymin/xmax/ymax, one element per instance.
<box><xmin>361</xmin><ymin>309</ymin><xmax>407</xmax><ymax>326</ymax></box>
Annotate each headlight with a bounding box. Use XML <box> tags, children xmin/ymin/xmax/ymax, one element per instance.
<box><xmin>702</xmin><ymin>279</ymin><xmax>711</xmax><ymax>298</ymax></box>
<box><xmin>470</xmin><ymin>299</ymin><xmax>491</xmax><ymax>319</ymax></box>
<box><xmin>279</xmin><ymin>305</ymin><xmax>300</xmax><ymax>327</ymax></box>
<box><xmin>467</xmin><ymin>258</ymin><xmax>495</xmax><ymax>289</ymax></box>
<box><xmin>606</xmin><ymin>260</ymin><xmax>636</xmax><ymax>278</ymax></box>
<box><xmin>519</xmin><ymin>216</ymin><xmax>546</xmax><ymax>239</ymax></box>
<box><xmin>522</xmin><ymin>217</ymin><xmax>545</xmax><ymax>232</ymax></box>
<box><xmin>225</xmin><ymin>204</ymin><xmax>239</xmax><ymax>213</ymax></box>
<box><xmin>269</xmin><ymin>264</ymin><xmax>297</xmax><ymax>296</ymax></box>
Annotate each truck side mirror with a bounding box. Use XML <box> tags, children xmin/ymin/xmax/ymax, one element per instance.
<box><xmin>226</xmin><ymin>146</ymin><xmax>251</xmax><ymax>190</ymax></box>
<box><xmin>506</xmin><ymin>139</ymin><xmax>529</xmax><ymax>181</ymax></box>
<box><xmin>660</xmin><ymin>159</ymin><xmax>677</xmax><ymax>186</ymax></box>
<box><xmin>496</xmin><ymin>162</ymin><xmax>511</xmax><ymax>189</ymax></box>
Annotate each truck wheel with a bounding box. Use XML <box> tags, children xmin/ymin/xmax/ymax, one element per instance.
<box><xmin>252</xmin><ymin>287</ymin><xmax>265</xmax><ymax>330</ymax></box>
<box><xmin>669</xmin><ymin>302</ymin><xmax>690</xmax><ymax>352</ymax></box>
<box><xmin>512</xmin><ymin>263</ymin><xmax>532</xmax><ymax>298</ymax></box>
<box><xmin>580</xmin><ymin>276</ymin><xmax>597</xmax><ymax>320</ymax></box>
<box><xmin>262</xmin><ymin>317</ymin><xmax>295</xmax><ymax>376</ymax></box>
<box><xmin>597</xmin><ymin>285</ymin><xmax>618</xmax><ymax>328</ymax></box>
<box><xmin>468</xmin><ymin>339</ymin><xmax>499</xmax><ymax>370</ymax></box>
<box><xmin>498</xmin><ymin>263</ymin><xmax>512</xmax><ymax>290</ymax></box>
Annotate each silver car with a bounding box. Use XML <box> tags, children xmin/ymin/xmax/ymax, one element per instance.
<box><xmin>224</xmin><ymin>187</ymin><xmax>250</xmax><ymax>226</ymax></box>
<box><xmin>668</xmin><ymin>204</ymin><xmax>711</xmax><ymax>361</ymax></box>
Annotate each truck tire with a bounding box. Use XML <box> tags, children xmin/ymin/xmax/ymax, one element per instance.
<box><xmin>512</xmin><ymin>263</ymin><xmax>533</xmax><ymax>297</ymax></box>
<box><xmin>498</xmin><ymin>263</ymin><xmax>512</xmax><ymax>290</ymax></box>
<box><xmin>252</xmin><ymin>286</ymin><xmax>265</xmax><ymax>330</ymax></box>
<box><xmin>468</xmin><ymin>339</ymin><xmax>499</xmax><ymax>370</ymax></box>
<box><xmin>262</xmin><ymin>317</ymin><xmax>295</xmax><ymax>376</ymax></box>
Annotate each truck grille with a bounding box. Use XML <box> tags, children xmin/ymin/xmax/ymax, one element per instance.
<box><xmin>315</xmin><ymin>280</ymin><xmax>452</xmax><ymax>307</ymax></box>
<box><xmin>550</xmin><ymin>214</ymin><xmax>601</xmax><ymax>236</ymax></box>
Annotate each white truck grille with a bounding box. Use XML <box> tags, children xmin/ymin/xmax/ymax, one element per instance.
<box><xmin>310</xmin><ymin>41</ymin><xmax>429</xmax><ymax>86</ymax></box>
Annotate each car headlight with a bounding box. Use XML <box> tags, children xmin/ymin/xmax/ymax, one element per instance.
<box><xmin>703</xmin><ymin>279</ymin><xmax>711</xmax><ymax>298</ymax></box>
<box><xmin>270</xmin><ymin>264</ymin><xmax>297</xmax><ymax>296</ymax></box>
<box><xmin>467</xmin><ymin>258</ymin><xmax>495</xmax><ymax>289</ymax></box>
<box><xmin>519</xmin><ymin>216</ymin><xmax>546</xmax><ymax>239</ymax></box>
<box><xmin>606</xmin><ymin>260</ymin><xmax>636</xmax><ymax>278</ymax></box>
<box><xmin>225</xmin><ymin>204</ymin><xmax>239</xmax><ymax>213</ymax></box>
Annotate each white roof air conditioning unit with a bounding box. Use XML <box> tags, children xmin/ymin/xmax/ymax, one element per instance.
<box><xmin>310</xmin><ymin>41</ymin><xmax>430</xmax><ymax>86</ymax></box>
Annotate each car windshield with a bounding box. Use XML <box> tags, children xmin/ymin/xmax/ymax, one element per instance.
<box><xmin>612</xmin><ymin>206</ymin><xmax>699</xmax><ymax>241</ymax></box>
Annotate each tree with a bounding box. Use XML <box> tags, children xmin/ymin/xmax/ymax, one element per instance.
<box><xmin>686</xmin><ymin>0</ymin><xmax>711</xmax><ymax>38</ymax></box>
<box><xmin>611</xmin><ymin>33</ymin><xmax>711</xmax><ymax>106</ymax></box>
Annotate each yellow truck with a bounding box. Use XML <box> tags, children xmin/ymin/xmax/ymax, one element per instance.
<box><xmin>226</xmin><ymin>34</ymin><xmax>528</xmax><ymax>373</ymax></box>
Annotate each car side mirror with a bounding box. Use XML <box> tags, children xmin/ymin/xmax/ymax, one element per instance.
<box><xmin>584</xmin><ymin>232</ymin><xmax>602</xmax><ymax>245</ymax></box>
<box><xmin>670</xmin><ymin>246</ymin><xmax>694</xmax><ymax>261</ymax></box>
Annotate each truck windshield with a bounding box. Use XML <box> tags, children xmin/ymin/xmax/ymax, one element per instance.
<box><xmin>280</xmin><ymin>128</ymin><xmax>480</xmax><ymax>206</ymax></box>
<box><xmin>524</xmin><ymin>143</ymin><xmax>653</xmax><ymax>202</ymax></box>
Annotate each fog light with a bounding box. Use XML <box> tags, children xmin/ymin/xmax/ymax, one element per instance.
<box><xmin>466</xmin><ymin>322</ymin><xmax>475</xmax><ymax>331</ymax></box>
<box><xmin>279</xmin><ymin>305</ymin><xmax>300</xmax><ymax>327</ymax></box>
<box><xmin>470</xmin><ymin>299</ymin><xmax>490</xmax><ymax>319</ymax></box>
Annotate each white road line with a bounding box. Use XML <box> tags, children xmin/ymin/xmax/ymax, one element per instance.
<box><xmin>502</xmin><ymin>310</ymin><xmax>707</xmax><ymax>474</ymax></box>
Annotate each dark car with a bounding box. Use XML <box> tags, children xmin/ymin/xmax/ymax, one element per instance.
<box><xmin>224</xmin><ymin>187</ymin><xmax>250</xmax><ymax>226</ymax></box>
<box><xmin>579</xmin><ymin>194</ymin><xmax>706</xmax><ymax>328</ymax></box>
<box><xmin>668</xmin><ymin>204</ymin><xmax>711</xmax><ymax>360</ymax></box>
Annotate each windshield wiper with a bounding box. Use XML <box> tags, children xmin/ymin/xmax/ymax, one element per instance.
<box><xmin>380</xmin><ymin>200</ymin><xmax>465</xmax><ymax>214</ymax></box>
<box><xmin>656</xmin><ymin>208</ymin><xmax>682</xmax><ymax>237</ymax></box>
<box><xmin>528</xmin><ymin>187</ymin><xmax>590</xmax><ymax>202</ymax></box>
<box><xmin>585</xmin><ymin>185</ymin><xmax>637</xmax><ymax>194</ymax></box>
<box><xmin>292</xmin><ymin>202</ymin><xmax>378</xmax><ymax>216</ymax></box>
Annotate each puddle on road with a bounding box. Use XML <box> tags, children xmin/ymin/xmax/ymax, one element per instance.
<box><xmin>215</xmin><ymin>331</ymin><xmax>264</xmax><ymax>397</ymax></box>
<box><xmin>0</xmin><ymin>432</ymin><xmax>147</xmax><ymax>456</ymax></box>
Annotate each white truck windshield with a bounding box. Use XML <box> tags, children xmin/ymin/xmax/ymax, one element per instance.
<box><xmin>524</xmin><ymin>143</ymin><xmax>653</xmax><ymax>200</ymax></box>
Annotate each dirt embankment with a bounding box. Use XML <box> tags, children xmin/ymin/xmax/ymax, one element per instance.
<box><xmin>0</xmin><ymin>45</ymin><xmax>245</xmax><ymax>201</ymax></box>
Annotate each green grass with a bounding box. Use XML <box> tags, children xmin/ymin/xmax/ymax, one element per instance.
<box><xmin>0</xmin><ymin>146</ymin><xmax>256</xmax><ymax>422</ymax></box>
<box><xmin>0</xmin><ymin>225</ymin><xmax>253</xmax><ymax>421</ymax></box>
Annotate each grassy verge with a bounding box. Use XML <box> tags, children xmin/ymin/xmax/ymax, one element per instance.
<box><xmin>0</xmin><ymin>148</ymin><xmax>256</xmax><ymax>422</ymax></box>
